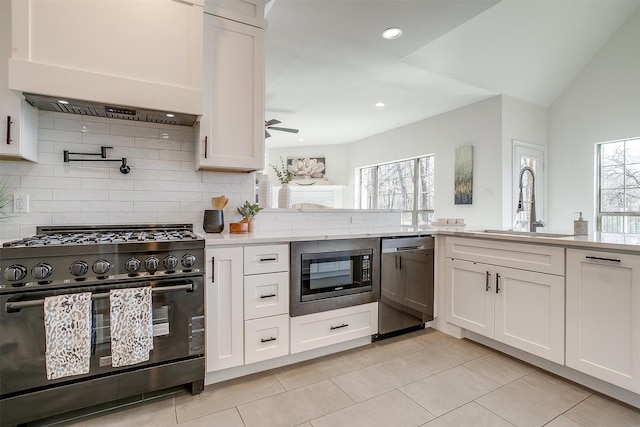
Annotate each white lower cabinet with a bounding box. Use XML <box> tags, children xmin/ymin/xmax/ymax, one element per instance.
<box><xmin>244</xmin><ymin>314</ymin><xmax>289</xmax><ymax>364</ymax></box>
<box><xmin>290</xmin><ymin>303</ymin><xmax>378</xmax><ymax>354</ymax></box>
<box><xmin>205</xmin><ymin>244</ymin><xmax>290</xmax><ymax>372</ymax></box>
<box><xmin>205</xmin><ymin>247</ymin><xmax>244</xmax><ymax>371</ymax></box>
<box><xmin>244</xmin><ymin>272</ymin><xmax>289</xmax><ymax>319</ymax></box>
<box><xmin>242</xmin><ymin>245</ymin><xmax>290</xmax><ymax>365</ymax></box>
<box><xmin>566</xmin><ymin>249</ymin><xmax>640</xmax><ymax>393</ymax></box>
<box><xmin>444</xmin><ymin>240</ymin><xmax>565</xmax><ymax>364</ymax></box>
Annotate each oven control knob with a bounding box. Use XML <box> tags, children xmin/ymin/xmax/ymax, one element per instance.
<box><xmin>164</xmin><ymin>255</ymin><xmax>178</xmax><ymax>269</ymax></box>
<box><xmin>181</xmin><ymin>254</ymin><xmax>196</xmax><ymax>268</ymax></box>
<box><xmin>32</xmin><ymin>263</ymin><xmax>53</xmax><ymax>280</ymax></box>
<box><xmin>4</xmin><ymin>265</ymin><xmax>27</xmax><ymax>281</ymax></box>
<box><xmin>92</xmin><ymin>259</ymin><xmax>111</xmax><ymax>275</ymax></box>
<box><xmin>69</xmin><ymin>261</ymin><xmax>89</xmax><ymax>277</ymax></box>
<box><xmin>125</xmin><ymin>257</ymin><xmax>141</xmax><ymax>272</ymax></box>
<box><xmin>145</xmin><ymin>256</ymin><xmax>160</xmax><ymax>272</ymax></box>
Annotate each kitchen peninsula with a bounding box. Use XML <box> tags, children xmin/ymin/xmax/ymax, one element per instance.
<box><xmin>200</xmin><ymin>214</ymin><xmax>640</xmax><ymax>410</ymax></box>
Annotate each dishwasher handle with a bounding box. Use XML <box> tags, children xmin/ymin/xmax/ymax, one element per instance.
<box><xmin>395</xmin><ymin>245</ymin><xmax>425</xmax><ymax>252</ymax></box>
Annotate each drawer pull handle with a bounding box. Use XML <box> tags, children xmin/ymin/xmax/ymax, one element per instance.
<box><xmin>330</xmin><ymin>323</ymin><xmax>349</xmax><ymax>331</ymax></box>
<box><xmin>261</xmin><ymin>337</ymin><xmax>276</xmax><ymax>343</ymax></box>
<box><xmin>485</xmin><ymin>271</ymin><xmax>491</xmax><ymax>291</ymax></box>
<box><xmin>495</xmin><ymin>273</ymin><xmax>500</xmax><ymax>294</ymax></box>
<box><xmin>585</xmin><ymin>256</ymin><xmax>621</xmax><ymax>263</ymax></box>
<box><xmin>259</xmin><ymin>257</ymin><xmax>277</xmax><ymax>262</ymax></box>
<box><xmin>211</xmin><ymin>257</ymin><xmax>215</xmax><ymax>283</ymax></box>
<box><xmin>204</xmin><ymin>136</ymin><xmax>208</xmax><ymax>158</ymax></box>
<box><xmin>260</xmin><ymin>293</ymin><xmax>276</xmax><ymax>299</ymax></box>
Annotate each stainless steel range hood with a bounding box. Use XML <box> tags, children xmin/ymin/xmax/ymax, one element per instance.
<box><xmin>23</xmin><ymin>93</ymin><xmax>199</xmax><ymax>127</ymax></box>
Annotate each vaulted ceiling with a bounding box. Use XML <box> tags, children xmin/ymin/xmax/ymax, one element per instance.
<box><xmin>264</xmin><ymin>0</ymin><xmax>639</xmax><ymax>147</ymax></box>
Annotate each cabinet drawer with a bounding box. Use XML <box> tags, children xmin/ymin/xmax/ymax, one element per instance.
<box><xmin>244</xmin><ymin>314</ymin><xmax>289</xmax><ymax>364</ymax></box>
<box><xmin>244</xmin><ymin>244</ymin><xmax>289</xmax><ymax>275</ymax></box>
<box><xmin>244</xmin><ymin>272</ymin><xmax>289</xmax><ymax>319</ymax></box>
<box><xmin>445</xmin><ymin>237</ymin><xmax>564</xmax><ymax>275</ymax></box>
<box><xmin>290</xmin><ymin>303</ymin><xmax>378</xmax><ymax>354</ymax></box>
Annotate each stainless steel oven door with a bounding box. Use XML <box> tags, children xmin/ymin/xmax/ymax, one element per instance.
<box><xmin>0</xmin><ymin>277</ymin><xmax>204</xmax><ymax>397</ymax></box>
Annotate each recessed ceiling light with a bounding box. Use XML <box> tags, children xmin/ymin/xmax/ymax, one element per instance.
<box><xmin>58</xmin><ymin>100</ymin><xmax>69</xmax><ymax>104</ymax></box>
<box><xmin>166</xmin><ymin>113</ymin><xmax>175</xmax><ymax>118</ymax></box>
<box><xmin>298</xmin><ymin>138</ymin><xmax>305</xmax><ymax>142</ymax></box>
<box><xmin>375</xmin><ymin>102</ymin><xmax>385</xmax><ymax>107</ymax></box>
<box><xmin>382</xmin><ymin>27</ymin><xmax>403</xmax><ymax>39</ymax></box>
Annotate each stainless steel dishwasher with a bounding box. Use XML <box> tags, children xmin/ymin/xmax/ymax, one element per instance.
<box><xmin>375</xmin><ymin>236</ymin><xmax>434</xmax><ymax>340</ymax></box>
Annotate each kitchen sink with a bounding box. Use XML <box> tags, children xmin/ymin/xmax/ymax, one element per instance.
<box><xmin>480</xmin><ymin>229</ymin><xmax>575</xmax><ymax>238</ymax></box>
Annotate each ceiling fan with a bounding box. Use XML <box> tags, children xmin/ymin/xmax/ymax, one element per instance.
<box><xmin>265</xmin><ymin>119</ymin><xmax>299</xmax><ymax>138</ymax></box>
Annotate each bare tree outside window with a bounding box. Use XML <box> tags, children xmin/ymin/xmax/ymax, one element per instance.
<box><xmin>598</xmin><ymin>138</ymin><xmax>640</xmax><ymax>233</ymax></box>
<box><xmin>358</xmin><ymin>155</ymin><xmax>435</xmax><ymax>226</ymax></box>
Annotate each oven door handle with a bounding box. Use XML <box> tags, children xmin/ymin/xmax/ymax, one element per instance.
<box><xmin>5</xmin><ymin>282</ymin><xmax>194</xmax><ymax>312</ymax></box>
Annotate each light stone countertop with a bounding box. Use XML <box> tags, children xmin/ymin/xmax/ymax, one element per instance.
<box><xmin>201</xmin><ymin>227</ymin><xmax>435</xmax><ymax>246</ymax></box>
<box><xmin>202</xmin><ymin>226</ymin><xmax>640</xmax><ymax>254</ymax></box>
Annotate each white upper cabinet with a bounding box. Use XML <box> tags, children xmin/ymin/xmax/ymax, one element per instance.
<box><xmin>0</xmin><ymin>96</ymin><xmax>38</xmax><ymax>162</ymax></box>
<box><xmin>1</xmin><ymin>1</ymin><xmax>37</xmax><ymax>161</ymax></box>
<box><xmin>8</xmin><ymin>0</ymin><xmax>203</xmax><ymax>115</ymax></box>
<box><xmin>205</xmin><ymin>0</ymin><xmax>267</xmax><ymax>28</ymax></box>
<box><xmin>196</xmin><ymin>9</ymin><xmax>265</xmax><ymax>171</ymax></box>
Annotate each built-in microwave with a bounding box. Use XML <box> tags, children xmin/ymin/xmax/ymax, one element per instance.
<box><xmin>301</xmin><ymin>249</ymin><xmax>373</xmax><ymax>301</ymax></box>
<box><xmin>290</xmin><ymin>238</ymin><xmax>380</xmax><ymax>316</ymax></box>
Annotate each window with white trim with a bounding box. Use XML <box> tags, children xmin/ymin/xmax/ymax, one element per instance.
<box><xmin>358</xmin><ymin>155</ymin><xmax>434</xmax><ymax>226</ymax></box>
<box><xmin>597</xmin><ymin>137</ymin><xmax>640</xmax><ymax>233</ymax></box>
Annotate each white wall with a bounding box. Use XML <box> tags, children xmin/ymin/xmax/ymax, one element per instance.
<box><xmin>346</xmin><ymin>96</ymin><xmax>503</xmax><ymax>229</ymax></box>
<box><xmin>548</xmin><ymin>8</ymin><xmax>640</xmax><ymax>233</ymax></box>
<box><xmin>0</xmin><ymin>111</ymin><xmax>255</xmax><ymax>238</ymax></box>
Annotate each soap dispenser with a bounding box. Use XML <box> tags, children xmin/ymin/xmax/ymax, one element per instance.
<box><xmin>574</xmin><ymin>212</ymin><xmax>588</xmax><ymax>235</ymax></box>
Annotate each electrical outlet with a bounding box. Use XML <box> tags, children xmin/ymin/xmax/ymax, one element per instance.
<box><xmin>14</xmin><ymin>194</ymin><xmax>29</xmax><ymax>213</ymax></box>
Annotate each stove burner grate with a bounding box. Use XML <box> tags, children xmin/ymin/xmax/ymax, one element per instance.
<box><xmin>3</xmin><ymin>228</ymin><xmax>199</xmax><ymax>248</ymax></box>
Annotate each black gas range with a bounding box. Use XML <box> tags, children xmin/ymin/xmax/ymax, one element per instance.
<box><xmin>0</xmin><ymin>224</ymin><xmax>206</xmax><ymax>426</ymax></box>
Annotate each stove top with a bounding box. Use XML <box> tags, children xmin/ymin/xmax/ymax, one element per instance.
<box><xmin>0</xmin><ymin>224</ymin><xmax>205</xmax><ymax>290</ymax></box>
<box><xmin>3</xmin><ymin>224</ymin><xmax>200</xmax><ymax>248</ymax></box>
<box><xmin>4</xmin><ymin>230</ymin><xmax>199</xmax><ymax>248</ymax></box>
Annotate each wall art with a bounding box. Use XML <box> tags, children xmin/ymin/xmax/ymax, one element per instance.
<box><xmin>454</xmin><ymin>145</ymin><xmax>473</xmax><ymax>205</ymax></box>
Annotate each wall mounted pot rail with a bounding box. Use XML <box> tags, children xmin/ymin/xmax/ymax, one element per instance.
<box><xmin>63</xmin><ymin>145</ymin><xmax>130</xmax><ymax>174</ymax></box>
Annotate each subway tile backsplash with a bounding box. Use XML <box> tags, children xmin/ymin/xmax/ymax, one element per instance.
<box><xmin>0</xmin><ymin>111</ymin><xmax>401</xmax><ymax>240</ymax></box>
<box><xmin>0</xmin><ymin>111</ymin><xmax>254</xmax><ymax>238</ymax></box>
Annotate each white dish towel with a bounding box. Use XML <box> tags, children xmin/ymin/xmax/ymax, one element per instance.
<box><xmin>110</xmin><ymin>287</ymin><xmax>154</xmax><ymax>367</ymax></box>
<box><xmin>44</xmin><ymin>292</ymin><xmax>92</xmax><ymax>380</ymax></box>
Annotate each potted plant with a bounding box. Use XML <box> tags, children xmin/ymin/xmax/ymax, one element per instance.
<box><xmin>237</xmin><ymin>200</ymin><xmax>262</xmax><ymax>232</ymax></box>
<box><xmin>270</xmin><ymin>157</ymin><xmax>294</xmax><ymax>208</ymax></box>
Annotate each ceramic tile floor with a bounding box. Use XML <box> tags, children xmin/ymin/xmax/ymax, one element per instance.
<box><xmin>47</xmin><ymin>329</ymin><xmax>640</xmax><ymax>427</ymax></box>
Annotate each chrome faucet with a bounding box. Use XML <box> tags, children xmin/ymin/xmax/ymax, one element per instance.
<box><xmin>517</xmin><ymin>166</ymin><xmax>545</xmax><ymax>232</ymax></box>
